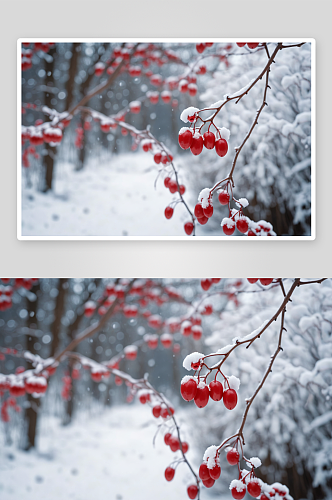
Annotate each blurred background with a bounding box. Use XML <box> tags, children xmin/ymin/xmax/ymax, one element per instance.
<box><xmin>21</xmin><ymin>42</ymin><xmax>312</xmax><ymax>236</ymax></box>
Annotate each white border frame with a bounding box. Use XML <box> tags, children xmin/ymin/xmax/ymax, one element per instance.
<box><xmin>17</xmin><ymin>38</ymin><xmax>316</xmax><ymax>241</ymax></box>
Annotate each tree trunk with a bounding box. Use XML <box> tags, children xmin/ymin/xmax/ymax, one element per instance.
<box><xmin>42</xmin><ymin>47</ymin><xmax>57</xmax><ymax>192</ymax></box>
<box><xmin>24</xmin><ymin>282</ymin><xmax>40</xmax><ymax>450</ymax></box>
<box><xmin>49</xmin><ymin>278</ymin><xmax>68</xmax><ymax>358</ymax></box>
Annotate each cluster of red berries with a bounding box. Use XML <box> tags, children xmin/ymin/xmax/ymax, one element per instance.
<box><xmin>178</xmin><ymin>127</ymin><xmax>228</xmax><ymax>158</ymax></box>
<box><xmin>247</xmin><ymin>278</ymin><xmax>274</xmax><ymax>286</ymax></box>
<box><xmin>236</xmin><ymin>42</ymin><xmax>260</xmax><ymax>49</ymax></box>
<box><xmin>196</xmin><ymin>42</ymin><xmax>214</xmax><ymax>54</ymax></box>
<box><xmin>21</xmin><ymin>42</ymin><xmax>55</xmax><ymax>71</ymax></box>
<box><xmin>200</xmin><ymin>278</ymin><xmax>221</xmax><ymax>291</ymax></box>
<box><xmin>181</xmin><ymin>375</ymin><xmax>238</xmax><ymax>410</ymax></box>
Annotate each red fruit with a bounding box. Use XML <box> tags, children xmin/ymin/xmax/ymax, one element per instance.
<box><xmin>192</xmin><ymin>325</ymin><xmax>202</xmax><ymax>340</ymax></box>
<box><xmin>218</xmin><ymin>190</ymin><xmax>230</xmax><ymax>205</ymax></box>
<box><xmin>226</xmin><ymin>448</ymin><xmax>240</xmax><ymax>465</ymax></box>
<box><xmin>197</xmin><ymin>216</ymin><xmax>208</xmax><ymax>225</ymax></box>
<box><xmin>152</xmin><ymin>405</ymin><xmax>161</xmax><ymax>419</ymax></box>
<box><xmin>231</xmin><ymin>486</ymin><xmax>246</xmax><ymax>499</ymax></box>
<box><xmin>259</xmin><ymin>278</ymin><xmax>273</xmax><ymax>286</ymax></box>
<box><xmin>196</xmin><ymin>43</ymin><xmax>206</xmax><ymax>54</ymax></box>
<box><xmin>154</xmin><ymin>152</ymin><xmax>162</xmax><ymax>164</ymax></box>
<box><xmin>161</xmin><ymin>334</ymin><xmax>172</xmax><ymax>348</ymax></box>
<box><xmin>165</xmin><ymin>467</ymin><xmax>175</xmax><ymax>481</ymax></box>
<box><xmin>190</xmin><ymin>134</ymin><xmax>204</xmax><ymax>156</ymax></box>
<box><xmin>187</xmin><ymin>484</ymin><xmax>198</xmax><ymax>499</ymax></box>
<box><xmin>201</xmin><ymin>279</ymin><xmax>212</xmax><ymax>291</ymax></box>
<box><xmin>164</xmin><ymin>432</ymin><xmax>172</xmax><ymax>445</ymax></box>
<box><xmin>194</xmin><ymin>203</ymin><xmax>204</xmax><ymax>218</ymax></box>
<box><xmin>247</xmin><ymin>278</ymin><xmax>258</xmax><ymax>284</ymax></box>
<box><xmin>181</xmin><ymin>378</ymin><xmax>197</xmax><ymax>401</ymax></box>
<box><xmin>161</xmin><ymin>91</ymin><xmax>171</xmax><ymax>103</ymax></box>
<box><xmin>165</xmin><ymin>206</ymin><xmax>174</xmax><ymax>219</ymax></box>
<box><xmin>209</xmin><ymin>380</ymin><xmax>223</xmax><ymax>401</ymax></box>
<box><xmin>164</xmin><ymin>177</ymin><xmax>171</xmax><ymax>188</ymax></box>
<box><xmin>178</xmin><ymin>128</ymin><xmax>193</xmax><ymax>150</ymax></box>
<box><xmin>181</xmin><ymin>442</ymin><xmax>189</xmax><ymax>453</ymax></box>
<box><xmin>124</xmin><ymin>346</ymin><xmax>138</xmax><ymax>360</ymax></box>
<box><xmin>194</xmin><ymin>384</ymin><xmax>209</xmax><ymax>408</ymax></box>
<box><xmin>247</xmin><ymin>480</ymin><xmax>261</xmax><ymax>498</ymax></box>
<box><xmin>161</xmin><ymin>406</ymin><xmax>174</xmax><ymax>419</ymax></box>
<box><xmin>215</xmin><ymin>138</ymin><xmax>228</xmax><ymax>157</ymax></box>
<box><xmin>236</xmin><ymin>217</ymin><xmax>249</xmax><ymax>234</ymax></box>
<box><xmin>223</xmin><ymin>388</ymin><xmax>238</xmax><ymax>410</ymax></box>
<box><xmin>209</xmin><ymin>464</ymin><xmax>221</xmax><ymax>480</ymax></box>
<box><xmin>203</xmin><ymin>477</ymin><xmax>215</xmax><ymax>488</ymax></box>
<box><xmin>203</xmin><ymin>131</ymin><xmax>216</xmax><ymax>149</ymax></box>
<box><xmin>169</xmin><ymin>436</ymin><xmax>180</xmax><ymax>452</ymax></box>
<box><xmin>184</xmin><ymin>222</ymin><xmax>194</xmax><ymax>235</ymax></box>
<box><xmin>114</xmin><ymin>376</ymin><xmax>123</xmax><ymax>386</ymax></box>
<box><xmin>248</xmin><ymin>230</ymin><xmax>256</xmax><ymax>236</ymax></box>
<box><xmin>199</xmin><ymin>463</ymin><xmax>210</xmax><ymax>481</ymax></box>
<box><xmin>237</xmin><ymin>43</ymin><xmax>246</xmax><ymax>47</ymax></box>
<box><xmin>197</xmin><ymin>65</ymin><xmax>206</xmax><ymax>75</ymax></box>
<box><xmin>247</xmin><ymin>43</ymin><xmax>259</xmax><ymax>49</ymax></box>
<box><xmin>129</xmin><ymin>101</ymin><xmax>141</xmax><ymax>114</ymax></box>
<box><xmin>191</xmin><ymin>361</ymin><xmax>200</xmax><ymax>370</ymax></box>
<box><xmin>179</xmin><ymin>185</ymin><xmax>186</xmax><ymax>196</ymax></box>
<box><xmin>222</xmin><ymin>219</ymin><xmax>235</xmax><ymax>236</ymax></box>
<box><xmin>100</xmin><ymin>122</ymin><xmax>111</xmax><ymax>133</ymax></box>
<box><xmin>168</xmin><ymin>180</ymin><xmax>178</xmax><ymax>194</ymax></box>
<box><xmin>30</xmin><ymin>133</ymin><xmax>44</xmax><ymax>146</ymax></box>
<box><xmin>188</xmin><ymin>84</ymin><xmax>197</xmax><ymax>96</ymax></box>
<box><xmin>203</xmin><ymin>204</ymin><xmax>213</xmax><ymax>218</ymax></box>
<box><xmin>261</xmin><ymin>495</ymin><xmax>269</xmax><ymax>500</ymax></box>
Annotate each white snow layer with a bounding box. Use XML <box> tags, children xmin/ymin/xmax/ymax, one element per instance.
<box><xmin>180</xmin><ymin>107</ymin><xmax>200</xmax><ymax>123</ymax></box>
<box><xmin>183</xmin><ymin>352</ymin><xmax>205</xmax><ymax>371</ymax></box>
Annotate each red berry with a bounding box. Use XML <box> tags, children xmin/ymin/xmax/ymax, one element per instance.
<box><xmin>164</xmin><ymin>432</ymin><xmax>172</xmax><ymax>445</ymax></box>
<box><xmin>194</xmin><ymin>384</ymin><xmax>209</xmax><ymax>408</ymax></box>
<box><xmin>247</xmin><ymin>43</ymin><xmax>259</xmax><ymax>49</ymax></box>
<box><xmin>211</xmin><ymin>278</ymin><xmax>221</xmax><ymax>284</ymax></box>
<box><xmin>218</xmin><ymin>190</ymin><xmax>230</xmax><ymax>205</ymax></box>
<box><xmin>261</xmin><ymin>495</ymin><xmax>269</xmax><ymax>500</ymax></box>
<box><xmin>203</xmin><ymin>204</ymin><xmax>213</xmax><ymax>218</ymax></box>
<box><xmin>190</xmin><ymin>134</ymin><xmax>204</xmax><ymax>156</ymax></box>
<box><xmin>209</xmin><ymin>380</ymin><xmax>223</xmax><ymax>401</ymax></box>
<box><xmin>179</xmin><ymin>184</ymin><xmax>186</xmax><ymax>195</ymax></box>
<box><xmin>187</xmin><ymin>485</ymin><xmax>198</xmax><ymax>499</ymax></box>
<box><xmin>154</xmin><ymin>152</ymin><xmax>162</xmax><ymax>164</ymax></box>
<box><xmin>181</xmin><ymin>442</ymin><xmax>189</xmax><ymax>453</ymax></box>
<box><xmin>226</xmin><ymin>448</ymin><xmax>240</xmax><ymax>465</ymax></box>
<box><xmin>209</xmin><ymin>464</ymin><xmax>221</xmax><ymax>480</ymax></box>
<box><xmin>164</xmin><ymin>177</ymin><xmax>171</xmax><ymax>188</ymax></box>
<box><xmin>194</xmin><ymin>203</ymin><xmax>204</xmax><ymax>218</ymax></box>
<box><xmin>197</xmin><ymin>216</ymin><xmax>208</xmax><ymax>225</ymax></box>
<box><xmin>168</xmin><ymin>180</ymin><xmax>178</xmax><ymax>194</ymax></box>
<box><xmin>184</xmin><ymin>222</ymin><xmax>194</xmax><ymax>235</ymax></box>
<box><xmin>222</xmin><ymin>219</ymin><xmax>235</xmax><ymax>236</ymax></box>
<box><xmin>199</xmin><ymin>463</ymin><xmax>210</xmax><ymax>480</ymax></box>
<box><xmin>165</xmin><ymin>467</ymin><xmax>175</xmax><ymax>481</ymax></box>
<box><xmin>178</xmin><ymin>128</ymin><xmax>193</xmax><ymax>150</ymax></box>
<box><xmin>236</xmin><ymin>217</ymin><xmax>249</xmax><ymax>234</ymax></box>
<box><xmin>259</xmin><ymin>278</ymin><xmax>273</xmax><ymax>286</ymax></box>
<box><xmin>203</xmin><ymin>477</ymin><xmax>215</xmax><ymax>488</ymax></box>
<box><xmin>188</xmin><ymin>83</ymin><xmax>197</xmax><ymax>96</ymax></box>
<box><xmin>247</xmin><ymin>278</ymin><xmax>258</xmax><ymax>284</ymax></box>
<box><xmin>181</xmin><ymin>378</ymin><xmax>197</xmax><ymax>401</ymax></box>
<box><xmin>192</xmin><ymin>325</ymin><xmax>202</xmax><ymax>340</ymax></box>
<box><xmin>201</xmin><ymin>279</ymin><xmax>212</xmax><ymax>291</ymax></box>
<box><xmin>169</xmin><ymin>436</ymin><xmax>180</xmax><ymax>452</ymax></box>
<box><xmin>231</xmin><ymin>486</ymin><xmax>246</xmax><ymax>499</ymax></box>
<box><xmin>248</xmin><ymin>230</ymin><xmax>256</xmax><ymax>236</ymax></box>
<box><xmin>236</xmin><ymin>43</ymin><xmax>246</xmax><ymax>47</ymax></box>
<box><xmin>196</xmin><ymin>43</ymin><xmax>206</xmax><ymax>54</ymax></box>
<box><xmin>203</xmin><ymin>131</ymin><xmax>215</xmax><ymax>149</ymax></box>
<box><xmin>165</xmin><ymin>206</ymin><xmax>174</xmax><ymax>219</ymax></box>
<box><xmin>223</xmin><ymin>388</ymin><xmax>238</xmax><ymax>410</ymax></box>
<box><xmin>247</xmin><ymin>480</ymin><xmax>261</xmax><ymax>498</ymax></box>
<box><xmin>215</xmin><ymin>138</ymin><xmax>228</xmax><ymax>157</ymax></box>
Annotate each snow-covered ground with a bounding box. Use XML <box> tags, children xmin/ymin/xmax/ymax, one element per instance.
<box><xmin>21</xmin><ymin>153</ymin><xmax>206</xmax><ymax>237</ymax></box>
<box><xmin>0</xmin><ymin>405</ymin><xmax>215</xmax><ymax>500</ymax></box>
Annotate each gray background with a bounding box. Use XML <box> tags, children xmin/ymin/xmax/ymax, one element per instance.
<box><xmin>1</xmin><ymin>0</ymin><xmax>331</xmax><ymax>277</ymax></box>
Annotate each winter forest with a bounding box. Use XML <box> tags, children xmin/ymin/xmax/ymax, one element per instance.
<box><xmin>0</xmin><ymin>278</ymin><xmax>331</xmax><ymax>500</ymax></box>
<box><xmin>20</xmin><ymin>40</ymin><xmax>312</xmax><ymax>237</ymax></box>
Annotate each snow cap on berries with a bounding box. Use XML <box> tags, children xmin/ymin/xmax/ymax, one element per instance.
<box><xmin>221</xmin><ymin>217</ymin><xmax>235</xmax><ymax>228</ymax></box>
<box><xmin>183</xmin><ymin>352</ymin><xmax>205</xmax><ymax>371</ymax></box>
<box><xmin>180</xmin><ymin>106</ymin><xmax>199</xmax><ymax>123</ymax></box>
<box><xmin>181</xmin><ymin>375</ymin><xmax>197</xmax><ymax>385</ymax></box>
<box><xmin>198</xmin><ymin>188</ymin><xmax>211</xmax><ymax>209</ymax></box>
<box><xmin>236</xmin><ymin>198</ymin><xmax>249</xmax><ymax>208</ymax></box>
<box><xmin>218</xmin><ymin>127</ymin><xmax>230</xmax><ymax>141</ymax></box>
<box><xmin>230</xmin><ymin>480</ymin><xmax>246</xmax><ymax>492</ymax></box>
<box><xmin>249</xmin><ymin>457</ymin><xmax>262</xmax><ymax>468</ymax></box>
<box><xmin>203</xmin><ymin>445</ymin><xmax>220</xmax><ymax>469</ymax></box>
<box><xmin>271</xmin><ymin>482</ymin><xmax>289</xmax><ymax>495</ymax></box>
<box><xmin>227</xmin><ymin>375</ymin><xmax>241</xmax><ymax>391</ymax></box>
